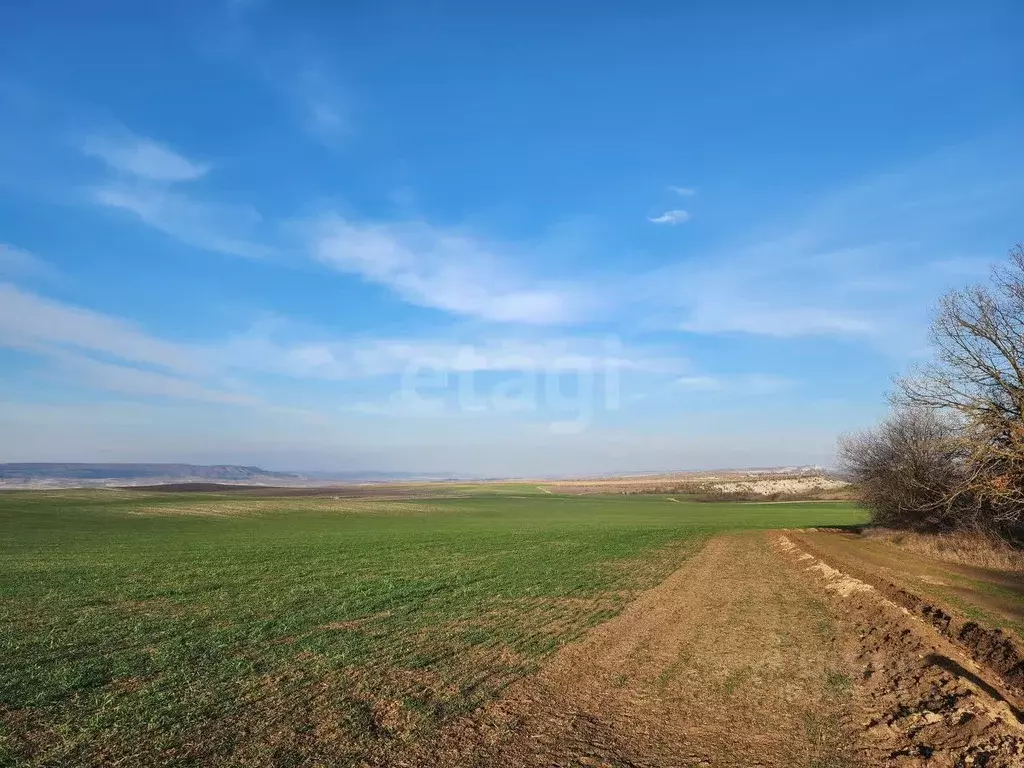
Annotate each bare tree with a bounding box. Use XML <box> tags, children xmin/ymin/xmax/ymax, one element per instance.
<box><xmin>839</xmin><ymin>408</ymin><xmax>964</xmax><ymax>530</ymax></box>
<box><xmin>896</xmin><ymin>245</ymin><xmax>1024</xmax><ymax>531</ymax></box>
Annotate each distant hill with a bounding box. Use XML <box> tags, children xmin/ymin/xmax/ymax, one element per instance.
<box><xmin>0</xmin><ymin>463</ymin><xmax>300</xmax><ymax>488</ymax></box>
<box><xmin>0</xmin><ymin>463</ymin><xmax>464</xmax><ymax>489</ymax></box>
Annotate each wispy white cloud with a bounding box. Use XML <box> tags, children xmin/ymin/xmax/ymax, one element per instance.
<box><xmin>671</xmin><ymin>375</ymin><xmax>724</xmax><ymax>391</ymax></box>
<box><xmin>197</xmin><ymin>3</ymin><xmax>350</xmax><ymax>145</ymax></box>
<box><xmin>80</xmin><ymin>130</ymin><xmax>208</xmax><ymax>182</ymax></box>
<box><xmin>0</xmin><ymin>281</ymin><xmax>687</xmax><ymax>416</ymax></box>
<box><xmin>625</xmin><ymin>372</ymin><xmax>796</xmax><ymax>404</ymax></box>
<box><xmin>672</xmin><ymin>373</ymin><xmax>795</xmax><ymax>393</ymax></box>
<box><xmin>296</xmin><ymin>66</ymin><xmax>348</xmax><ymax>143</ymax></box>
<box><xmin>648</xmin><ymin>209</ymin><xmax>690</xmax><ymax>225</ymax></box>
<box><xmin>0</xmin><ymin>283</ymin><xmax>255</xmax><ymax>404</ymax></box>
<box><xmin>310</xmin><ymin>215</ymin><xmax>585</xmax><ymax>324</ymax></box>
<box><xmin>680</xmin><ymin>303</ymin><xmax>876</xmax><ymax>337</ymax></box>
<box><xmin>0</xmin><ymin>244</ymin><xmax>58</xmax><ymax>281</ymax></box>
<box><xmin>222</xmin><ymin>332</ymin><xmax>686</xmax><ymax>380</ymax></box>
<box><xmin>669</xmin><ymin>186</ymin><xmax>696</xmax><ymax>196</ymax></box>
<box><xmin>49</xmin><ymin>351</ymin><xmax>255</xmax><ymax>405</ymax></box>
<box><xmin>927</xmin><ymin>255</ymin><xmax>997</xmax><ymax>277</ymax></box>
<box><xmin>647</xmin><ymin>136</ymin><xmax>1024</xmax><ymax>341</ymax></box>
<box><xmin>652</xmin><ymin>235</ymin><xmax>887</xmax><ymax>338</ymax></box>
<box><xmin>92</xmin><ymin>183</ymin><xmax>274</xmax><ymax>259</ymax></box>
<box><xmin>77</xmin><ymin>121</ymin><xmax>275</xmax><ymax>259</ymax></box>
<box><xmin>0</xmin><ymin>282</ymin><xmax>203</xmax><ymax>374</ymax></box>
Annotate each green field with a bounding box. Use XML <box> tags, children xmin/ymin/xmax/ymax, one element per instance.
<box><xmin>0</xmin><ymin>489</ymin><xmax>865</xmax><ymax>766</ymax></box>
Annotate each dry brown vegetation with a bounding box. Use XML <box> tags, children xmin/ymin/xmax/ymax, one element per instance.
<box><xmin>844</xmin><ymin>245</ymin><xmax>1024</xmax><ymax>539</ymax></box>
<box><xmin>121</xmin><ymin>497</ymin><xmax>449</xmax><ymax>517</ymax></box>
<box><xmin>777</xmin><ymin>533</ymin><xmax>1024</xmax><ymax>766</ymax></box>
<box><xmin>862</xmin><ymin>527</ymin><xmax>1024</xmax><ymax>572</ymax></box>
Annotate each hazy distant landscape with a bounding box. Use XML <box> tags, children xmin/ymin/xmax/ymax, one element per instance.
<box><xmin>0</xmin><ymin>463</ymin><xmax>458</xmax><ymax>489</ymax></box>
<box><xmin>0</xmin><ymin>461</ymin><xmax>846</xmax><ymax>490</ymax></box>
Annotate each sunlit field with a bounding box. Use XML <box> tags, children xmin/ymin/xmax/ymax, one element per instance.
<box><xmin>0</xmin><ymin>488</ymin><xmax>864</xmax><ymax>766</ymax></box>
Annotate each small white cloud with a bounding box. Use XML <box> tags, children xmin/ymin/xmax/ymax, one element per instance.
<box><xmin>648</xmin><ymin>209</ymin><xmax>691</xmax><ymax>225</ymax></box>
<box><xmin>81</xmin><ymin>130</ymin><xmax>208</xmax><ymax>182</ymax></box>
<box><xmin>669</xmin><ymin>186</ymin><xmax>696</xmax><ymax>196</ymax></box>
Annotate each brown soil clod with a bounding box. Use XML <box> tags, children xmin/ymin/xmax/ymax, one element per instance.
<box><xmin>776</xmin><ymin>533</ymin><xmax>1024</xmax><ymax>767</ymax></box>
<box><xmin>789</xmin><ymin>531</ymin><xmax>1024</xmax><ymax>707</ymax></box>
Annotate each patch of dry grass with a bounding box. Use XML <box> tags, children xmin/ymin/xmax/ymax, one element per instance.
<box><xmin>119</xmin><ymin>496</ymin><xmax>448</xmax><ymax>517</ymax></box>
<box><xmin>863</xmin><ymin>527</ymin><xmax>1024</xmax><ymax>572</ymax></box>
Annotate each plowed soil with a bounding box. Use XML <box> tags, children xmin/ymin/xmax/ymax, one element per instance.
<box><xmin>411</xmin><ymin>532</ymin><xmax>1024</xmax><ymax>768</ymax></box>
<box><xmin>778</xmin><ymin>534</ymin><xmax>1024</xmax><ymax>766</ymax></box>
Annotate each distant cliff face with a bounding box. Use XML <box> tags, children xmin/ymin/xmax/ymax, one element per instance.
<box><xmin>0</xmin><ymin>463</ymin><xmax>299</xmax><ymax>486</ymax></box>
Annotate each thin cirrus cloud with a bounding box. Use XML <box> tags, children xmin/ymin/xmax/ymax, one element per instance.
<box><xmin>80</xmin><ymin>130</ymin><xmax>209</xmax><ymax>181</ymax></box>
<box><xmin>295</xmin><ymin>66</ymin><xmax>349</xmax><ymax>143</ymax></box>
<box><xmin>672</xmin><ymin>373</ymin><xmax>794</xmax><ymax>393</ymax></box>
<box><xmin>77</xmin><ymin>126</ymin><xmax>275</xmax><ymax>260</ymax></box>
<box><xmin>669</xmin><ymin>186</ymin><xmax>696</xmax><ymax>196</ymax></box>
<box><xmin>222</xmin><ymin>333</ymin><xmax>687</xmax><ymax>380</ymax></box>
<box><xmin>647</xmin><ymin>137</ymin><xmax>1024</xmax><ymax>341</ymax></box>
<box><xmin>49</xmin><ymin>351</ymin><xmax>255</xmax><ymax>405</ymax></box>
<box><xmin>648</xmin><ymin>209</ymin><xmax>691</xmax><ymax>225</ymax></box>
<box><xmin>310</xmin><ymin>215</ymin><xmax>586</xmax><ymax>324</ymax></box>
<box><xmin>679</xmin><ymin>304</ymin><xmax>877</xmax><ymax>338</ymax></box>
<box><xmin>657</xmin><ymin>240</ymin><xmax>885</xmax><ymax>339</ymax></box>
<box><xmin>202</xmin><ymin>0</ymin><xmax>351</xmax><ymax>147</ymax></box>
<box><xmin>91</xmin><ymin>184</ymin><xmax>275</xmax><ymax>260</ymax></box>
<box><xmin>0</xmin><ymin>281</ymin><xmax>204</xmax><ymax>375</ymax></box>
<box><xmin>0</xmin><ymin>244</ymin><xmax>57</xmax><ymax>281</ymax></box>
<box><xmin>0</xmin><ymin>282</ymin><xmax>258</xmax><ymax>405</ymax></box>
<box><xmin>671</xmin><ymin>375</ymin><xmax>726</xmax><ymax>391</ymax></box>
<box><xmin>0</xmin><ymin>279</ymin><xmax>688</xmax><ymax>405</ymax></box>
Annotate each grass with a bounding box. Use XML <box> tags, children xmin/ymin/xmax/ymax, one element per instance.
<box><xmin>0</xmin><ymin>489</ymin><xmax>865</xmax><ymax>766</ymax></box>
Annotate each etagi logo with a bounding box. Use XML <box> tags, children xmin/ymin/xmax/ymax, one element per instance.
<box><xmin>397</xmin><ymin>338</ymin><xmax>625</xmax><ymax>434</ymax></box>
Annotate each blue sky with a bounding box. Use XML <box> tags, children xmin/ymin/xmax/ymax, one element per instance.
<box><xmin>0</xmin><ymin>1</ymin><xmax>1021</xmax><ymax>475</ymax></box>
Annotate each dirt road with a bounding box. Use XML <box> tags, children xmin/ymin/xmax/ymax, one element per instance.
<box><xmin>418</xmin><ymin>532</ymin><xmax>1024</xmax><ymax>767</ymax></box>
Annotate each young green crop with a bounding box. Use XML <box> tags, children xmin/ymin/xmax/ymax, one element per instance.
<box><xmin>0</xmin><ymin>490</ymin><xmax>865</xmax><ymax>766</ymax></box>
